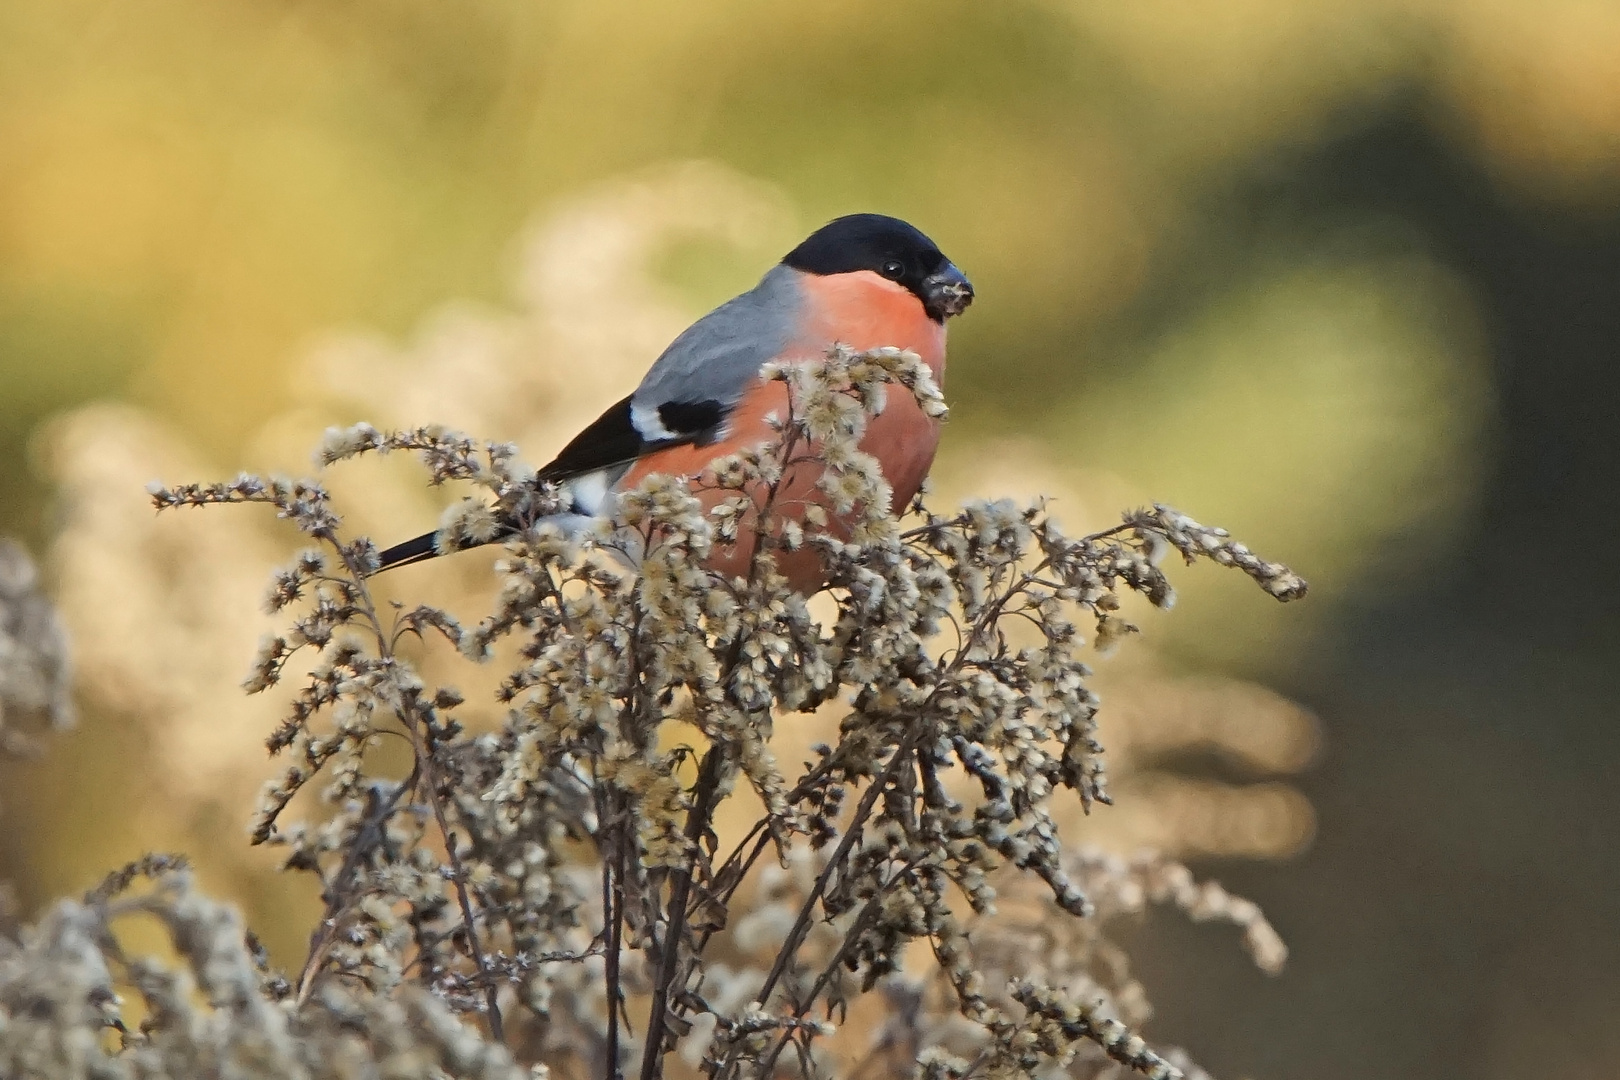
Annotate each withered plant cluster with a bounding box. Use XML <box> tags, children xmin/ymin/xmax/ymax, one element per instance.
<box><xmin>0</xmin><ymin>540</ymin><xmax>74</xmax><ymax>759</ymax></box>
<box><xmin>2</xmin><ymin>347</ymin><xmax>1304</xmax><ymax>1080</ymax></box>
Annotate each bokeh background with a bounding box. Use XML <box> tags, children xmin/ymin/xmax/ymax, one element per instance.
<box><xmin>2</xmin><ymin>2</ymin><xmax>1618</xmax><ymax>1078</ymax></box>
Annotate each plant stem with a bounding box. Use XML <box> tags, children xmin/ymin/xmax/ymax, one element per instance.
<box><xmin>754</xmin><ymin>726</ymin><xmax>922</xmax><ymax>1011</ymax></box>
<box><xmin>639</xmin><ymin>743</ymin><xmax>728</xmax><ymax>1080</ymax></box>
<box><xmin>322</xmin><ymin>530</ymin><xmax>505</xmax><ymax>1041</ymax></box>
<box><xmin>754</xmin><ymin>861</ymin><xmax>918</xmax><ymax>1079</ymax></box>
<box><xmin>417</xmin><ymin>730</ymin><xmax>505</xmax><ymax>1044</ymax></box>
<box><xmin>602</xmin><ymin>827</ymin><xmax>624</xmax><ymax>1080</ymax></box>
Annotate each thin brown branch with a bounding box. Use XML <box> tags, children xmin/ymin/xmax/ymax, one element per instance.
<box><xmin>753</xmin><ymin>728</ymin><xmax>922</xmax><ymax>1011</ymax></box>
<box><xmin>602</xmin><ymin>816</ymin><xmax>625</xmax><ymax>1080</ymax></box>
<box><xmin>639</xmin><ymin>743</ymin><xmax>728</xmax><ymax>1080</ymax></box>
<box><xmin>754</xmin><ymin>860</ymin><xmax>921</xmax><ymax>1079</ymax></box>
<box><xmin>416</xmin><ymin>728</ymin><xmax>506</xmax><ymax>1044</ymax></box>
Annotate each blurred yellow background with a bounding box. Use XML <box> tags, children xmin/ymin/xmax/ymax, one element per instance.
<box><xmin>3</xmin><ymin>3</ymin><xmax>1619</xmax><ymax>1078</ymax></box>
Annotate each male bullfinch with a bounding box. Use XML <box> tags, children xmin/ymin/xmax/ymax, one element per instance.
<box><xmin>375</xmin><ymin>213</ymin><xmax>973</xmax><ymax>592</ymax></box>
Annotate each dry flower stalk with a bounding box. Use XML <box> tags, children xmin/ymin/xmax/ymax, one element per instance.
<box><xmin>0</xmin><ymin>540</ymin><xmax>74</xmax><ymax>758</ymax></box>
<box><xmin>3</xmin><ymin>347</ymin><xmax>1306</xmax><ymax>1080</ymax></box>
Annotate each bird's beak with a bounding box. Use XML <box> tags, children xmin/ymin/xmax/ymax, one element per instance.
<box><xmin>922</xmin><ymin>262</ymin><xmax>974</xmax><ymax>320</ymax></box>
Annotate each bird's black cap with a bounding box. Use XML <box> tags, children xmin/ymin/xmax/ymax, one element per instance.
<box><xmin>783</xmin><ymin>213</ymin><xmax>973</xmax><ymax>322</ymax></box>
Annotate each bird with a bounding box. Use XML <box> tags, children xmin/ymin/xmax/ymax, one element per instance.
<box><xmin>374</xmin><ymin>213</ymin><xmax>974</xmax><ymax>593</ymax></box>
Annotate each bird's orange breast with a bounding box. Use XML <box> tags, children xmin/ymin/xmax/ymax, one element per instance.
<box><xmin>622</xmin><ymin>270</ymin><xmax>947</xmax><ymax>592</ymax></box>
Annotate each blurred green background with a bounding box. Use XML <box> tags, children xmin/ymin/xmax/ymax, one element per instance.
<box><xmin>3</xmin><ymin>2</ymin><xmax>1619</xmax><ymax>1077</ymax></box>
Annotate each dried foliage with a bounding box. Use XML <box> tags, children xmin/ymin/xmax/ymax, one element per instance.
<box><xmin>0</xmin><ymin>540</ymin><xmax>74</xmax><ymax>759</ymax></box>
<box><xmin>0</xmin><ymin>346</ymin><xmax>1306</xmax><ymax>1080</ymax></box>
<box><xmin>0</xmin><ymin>855</ymin><xmax>529</xmax><ymax>1080</ymax></box>
<box><xmin>40</xmin><ymin>168</ymin><xmax>1320</xmax><ymax>865</ymax></box>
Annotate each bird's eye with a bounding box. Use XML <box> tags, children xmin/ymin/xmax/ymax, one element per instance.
<box><xmin>880</xmin><ymin>259</ymin><xmax>906</xmax><ymax>280</ymax></box>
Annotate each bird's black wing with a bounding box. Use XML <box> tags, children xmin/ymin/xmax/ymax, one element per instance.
<box><xmin>374</xmin><ymin>393</ymin><xmax>724</xmax><ymax>573</ymax></box>
<box><xmin>537</xmin><ymin>393</ymin><xmax>726</xmax><ymax>482</ymax></box>
<box><xmin>538</xmin><ymin>394</ymin><xmax>642</xmax><ymax>481</ymax></box>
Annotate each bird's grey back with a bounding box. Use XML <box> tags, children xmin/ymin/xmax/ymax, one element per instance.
<box><xmin>631</xmin><ymin>263</ymin><xmax>803</xmax><ymax>413</ymax></box>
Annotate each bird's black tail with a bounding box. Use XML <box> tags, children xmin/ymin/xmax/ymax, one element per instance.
<box><xmin>374</xmin><ymin>530</ymin><xmax>443</xmax><ymax>574</ymax></box>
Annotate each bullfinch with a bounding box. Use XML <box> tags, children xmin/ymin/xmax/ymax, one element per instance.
<box><xmin>375</xmin><ymin>213</ymin><xmax>974</xmax><ymax>592</ymax></box>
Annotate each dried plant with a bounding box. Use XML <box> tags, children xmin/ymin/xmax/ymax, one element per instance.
<box><xmin>0</xmin><ymin>854</ymin><xmax>530</xmax><ymax>1080</ymax></box>
<box><xmin>41</xmin><ymin>167</ymin><xmax>1320</xmax><ymax>864</ymax></box>
<box><xmin>0</xmin><ymin>540</ymin><xmax>74</xmax><ymax>759</ymax></box>
<box><xmin>1</xmin><ymin>344</ymin><xmax>1312</xmax><ymax>1080</ymax></box>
